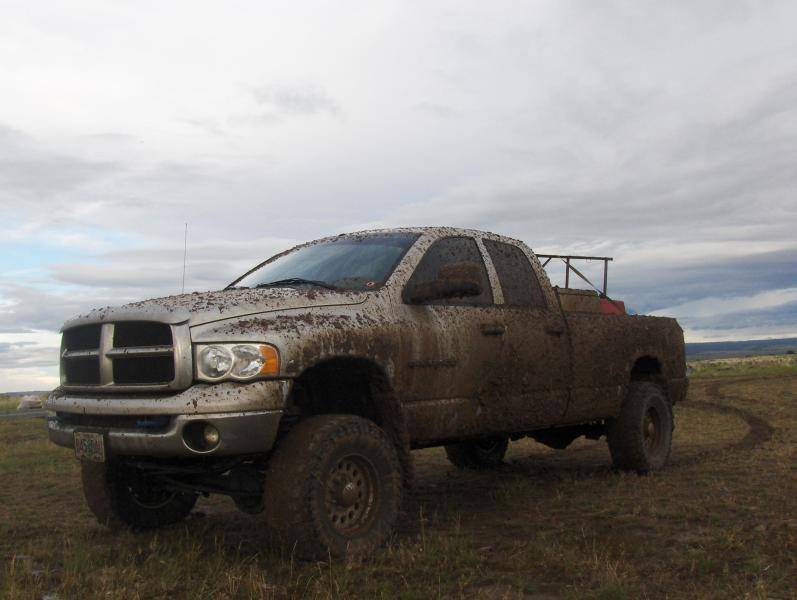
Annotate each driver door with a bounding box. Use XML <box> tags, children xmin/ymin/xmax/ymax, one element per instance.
<box><xmin>400</xmin><ymin>236</ymin><xmax>508</xmax><ymax>445</ymax></box>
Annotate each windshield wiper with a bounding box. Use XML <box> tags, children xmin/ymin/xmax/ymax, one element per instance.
<box><xmin>255</xmin><ymin>278</ymin><xmax>341</xmax><ymax>291</ymax></box>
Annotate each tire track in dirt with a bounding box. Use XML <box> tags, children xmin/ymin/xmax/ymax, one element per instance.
<box><xmin>671</xmin><ymin>377</ymin><xmax>774</xmax><ymax>466</ymax></box>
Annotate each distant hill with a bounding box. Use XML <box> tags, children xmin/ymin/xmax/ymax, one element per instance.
<box><xmin>686</xmin><ymin>338</ymin><xmax>797</xmax><ymax>360</ymax></box>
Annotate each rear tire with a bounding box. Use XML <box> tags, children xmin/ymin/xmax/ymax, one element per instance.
<box><xmin>262</xmin><ymin>415</ymin><xmax>402</xmax><ymax>559</ymax></box>
<box><xmin>81</xmin><ymin>461</ymin><xmax>197</xmax><ymax>530</ymax></box>
<box><xmin>445</xmin><ymin>436</ymin><xmax>509</xmax><ymax>469</ymax></box>
<box><xmin>607</xmin><ymin>382</ymin><xmax>673</xmax><ymax>473</ymax></box>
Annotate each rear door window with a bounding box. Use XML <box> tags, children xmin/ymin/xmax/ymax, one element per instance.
<box><xmin>483</xmin><ymin>239</ymin><xmax>546</xmax><ymax>308</ymax></box>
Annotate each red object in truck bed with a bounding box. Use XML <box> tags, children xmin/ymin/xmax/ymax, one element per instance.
<box><xmin>600</xmin><ymin>298</ymin><xmax>626</xmax><ymax>315</ymax></box>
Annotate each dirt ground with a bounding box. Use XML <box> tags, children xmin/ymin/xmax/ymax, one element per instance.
<box><xmin>2</xmin><ymin>374</ymin><xmax>796</xmax><ymax>599</ymax></box>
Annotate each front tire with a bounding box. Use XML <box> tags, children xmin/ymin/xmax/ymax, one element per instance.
<box><xmin>81</xmin><ymin>461</ymin><xmax>197</xmax><ymax>530</ymax></box>
<box><xmin>607</xmin><ymin>382</ymin><xmax>673</xmax><ymax>473</ymax></box>
<box><xmin>445</xmin><ymin>436</ymin><xmax>509</xmax><ymax>469</ymax></box>
<box><xmin>262</xmin><ymin>415</ymin><xmax>402</xmax><ymax>559</ymax></box>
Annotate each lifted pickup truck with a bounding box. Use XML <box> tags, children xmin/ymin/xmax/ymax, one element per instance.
<box><xmin>47</xmin><ymin>227</ymin><xmax>687</xmax><ymax>557</ymax></box>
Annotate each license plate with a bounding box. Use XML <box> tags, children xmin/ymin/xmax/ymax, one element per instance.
<box><xmin>74</xmin><ymin>431</ymin><xmax>106</xmax><ymax>462</ymax></box>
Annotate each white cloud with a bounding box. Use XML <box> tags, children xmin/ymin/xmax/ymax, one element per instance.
<box><xmin>0</xmin><ymin>331</ymin><xmax>60</xmax><ymax>392</ymax></box>
<box><xmin>1</xmin><ymin>1</ymin><xmax>797</xmax><ymax>387</ymax></box>
<box><xmin>250</xmin><ymin>84</ymin><xmax>342</xmax><ymax>119</ymax></box>
<box><xmin>653</xmin><ymin>288</ymin><xmax>797</xmax><ymax>320</ymax></box>
<box><xmin>0</xmin><ymin>367</ymin><xmax>58</xmax><ymax>393</ymax></box>
<box><xmin>684</xmin><ymin>327</ymin><xmax>797</xmax><ymax>344</ymax></box>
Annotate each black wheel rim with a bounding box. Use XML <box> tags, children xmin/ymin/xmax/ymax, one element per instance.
<box><xmin>324</xmin><ymin>454</ymin><xmax>378</xmax><ymax>535</ymax></box>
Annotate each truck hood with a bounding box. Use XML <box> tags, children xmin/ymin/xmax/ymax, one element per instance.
<box><xmin>61</xmin><ymin>287</ymin><xmax>368</xmax><ymax>330</ymax></box>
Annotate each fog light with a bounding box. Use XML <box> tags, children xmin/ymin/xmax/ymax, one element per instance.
<box><xmin>182</xmin><ymin>421</ymin><xmax>221</xmax><ymax>453</ymax></box>
<box><xmin>203</xmin><ymin>424</ymin><xmax>220</xmax><ymax>446</ymax></box>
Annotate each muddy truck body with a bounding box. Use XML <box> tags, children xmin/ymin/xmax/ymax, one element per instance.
<box><xmin>46</xmin><ymin>227</ymin><xmax>687</xmax><ymax>557</ymax></box>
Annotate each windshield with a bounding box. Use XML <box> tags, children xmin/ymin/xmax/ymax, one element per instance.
<box><xmin>230</xmin><ymin>233</ymin><xmax>419</xmax><ymax>292</ymax></box>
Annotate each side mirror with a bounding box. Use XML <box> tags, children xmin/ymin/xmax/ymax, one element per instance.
<box><xmin>406</xmin><ymin>261</ymin><xmax>483</xmax><ymax>304</ymax></box>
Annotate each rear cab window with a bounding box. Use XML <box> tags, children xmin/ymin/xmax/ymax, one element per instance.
<box><xmin>483</xmin><ymin>239</ymin><xmax>546</xmax><ymax>308</ymax></box>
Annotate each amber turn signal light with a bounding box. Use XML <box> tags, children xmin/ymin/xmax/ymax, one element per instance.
<box><xmin>259</xmin><ymin>345</ymin><xmax>280</xmax><ymax>376</ymax></box>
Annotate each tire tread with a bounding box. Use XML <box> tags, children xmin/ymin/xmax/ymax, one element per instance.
<box><xmin>607</xmin><ymin>381</ymin><xmax>673</xmax><ymax>473</ymax></box>
<box><xmin>263</xmin><ymin>415</ymin><xmax>402</xmax><ymax>559</ymax></box>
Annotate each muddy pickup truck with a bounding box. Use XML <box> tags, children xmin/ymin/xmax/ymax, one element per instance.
<box><xmin>46</xmin><ymin>227</ymin><xmax>687</xmax><ymax>557</ymax></box>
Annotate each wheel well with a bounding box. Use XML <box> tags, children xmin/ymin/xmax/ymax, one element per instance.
<box><xmin>291</xmin><ymin>358</ymin><xmax>381</xmax><ymax>422</ymax></box>
<box><xmin>630</xmin><ymin>355</ymin><xmax>663</xmax><ymax>382</ymax></box>
<box><xmin>289</xmin><ymin>358</ymin><xmax>414</xmax><ymax>485</ymax></box>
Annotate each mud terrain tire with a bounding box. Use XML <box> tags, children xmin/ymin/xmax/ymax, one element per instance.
<box><xmin>81</xmin><ymin>461</ymin><xmax>197</xmax><ymax>530</ymax></box>
<box><xmin>445</xmin><ymin>436</ymin><xmax>509</xmax><ymax>469</ymax></box>
<box><xmin>607</xmin><ymin>382</ymin><xmax>673</xmax><ymax>473</ymax></box>
<box><xmin>263</xmin><ymin>415</ymin><xmax>402</xmax><ymax>559</ymax></box>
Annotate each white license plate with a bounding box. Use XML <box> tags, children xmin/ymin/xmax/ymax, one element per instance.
<box><xmin>74</xmin><ymin>431</ymin><xmax>106</xmax><ymax>462</ymax></box>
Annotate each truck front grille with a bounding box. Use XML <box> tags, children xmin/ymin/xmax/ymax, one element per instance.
<box><xmin>112</xmin><ymin>354</ymin><xmax>175</xmax><ymax>384</ymax></box>
<box><xmin>63</xmin><ymin>357</ymin><xmax>101</xmax><ymax>385</ymax></box>
<box><xmin>63</xmin><ymin>324</ymin><xmax>101</xmax><ymax>350</ymax></box>
<box><xmin>61</xmin><ymin>321</ymin><xmax>187</xmax><ymax>390</ymax></box>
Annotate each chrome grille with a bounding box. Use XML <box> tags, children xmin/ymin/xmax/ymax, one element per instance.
<box><xmin>61</xmin><ymin>321</ymin><xmax>191</xmax><ymax>391</ymax></box>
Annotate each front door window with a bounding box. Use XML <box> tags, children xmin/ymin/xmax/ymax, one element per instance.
<box><xmin>402</xmin><ymin>236</ymin><xmax>492</xmax><ymax>306</ymax></box>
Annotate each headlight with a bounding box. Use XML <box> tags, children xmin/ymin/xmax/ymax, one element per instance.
<box><xmin>198</xmin><ymin>346</ymin><xmax>233</xmax><ymax>378</ymax></box>
<box><xmin>195</xmin><ymin>343</ymin><xmax>279</xmax><ymax>381</ymax></box>
<box><xmin>231</xmin><ymin>344</ymin><xmax>266</xmax><ymax>378</ymax></box>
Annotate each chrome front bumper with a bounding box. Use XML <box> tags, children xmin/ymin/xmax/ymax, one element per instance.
<box><xmin>45</xmin><ymin>380</ymin><xmax>291</xmax><ymax>457</ymax></box>
<box><xmin>47</xmin><ymin>410</ymin><xmax>283</xmax><ymax>457</ymax></box>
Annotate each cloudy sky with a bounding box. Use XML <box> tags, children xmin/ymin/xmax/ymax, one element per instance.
<box><xmin>1</xmin><ymin>1</ymin><xmax>796</xmax><ymax>391</ymax></box>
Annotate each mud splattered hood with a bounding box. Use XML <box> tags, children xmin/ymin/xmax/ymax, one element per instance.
<box><xmin>61</xmin><ymin>287</ymin><xmax>368</xmax><ymax>330</ymax></box>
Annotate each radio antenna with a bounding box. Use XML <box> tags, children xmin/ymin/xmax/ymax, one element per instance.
<box><xmin>181</xmin><ymin>222</ymin><xmax>188</xmax><ymax>294</ymax></box>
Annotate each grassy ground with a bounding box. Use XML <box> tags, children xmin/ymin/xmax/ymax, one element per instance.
<box><xmin>0</xmin><ymin>395</ymin><xmax>22</xmax><ymax>412</ymax></box>
<box><xmin>0</xmin><ymin>395</ymin><xmax>44</xmax><ymax>413</ymax></box>
<box><xmin>2</xmin><ymin>371</ymin><xmax>796</xmax><ymax>599</ymax></box>
<box><xmin>688</xmin><ymin>353</ymin><xmax>797</xmax><ymax>378</ymax></box>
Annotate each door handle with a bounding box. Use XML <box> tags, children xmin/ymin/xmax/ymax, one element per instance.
<box><xmin>545</xmin><ymin>326</ymin><xmax>564</xmax><ymax>337</ymax></box>
<box><xmin>480</xmin><ymin>324</ymin><xmax>506</xmax><ymax>336</ymax></box>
